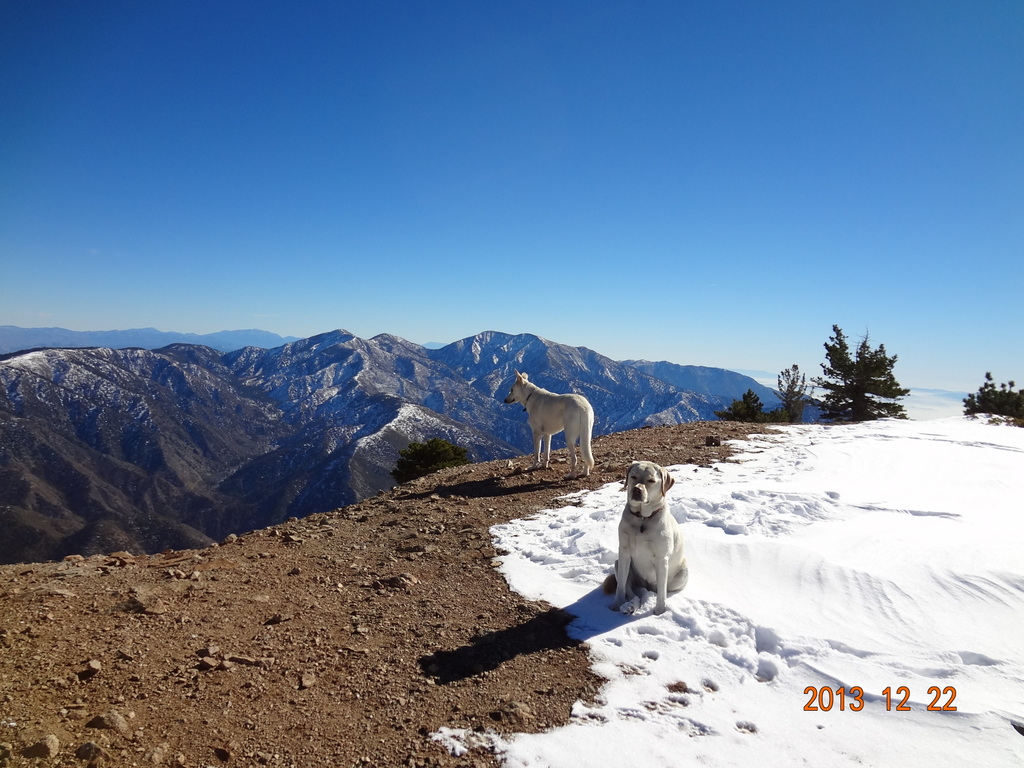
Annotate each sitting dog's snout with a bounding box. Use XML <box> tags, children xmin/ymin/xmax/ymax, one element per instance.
<box><xmin>630</xmin><ymin>483</ymin><xmax>647</xmax><ymax>503</ymax></box>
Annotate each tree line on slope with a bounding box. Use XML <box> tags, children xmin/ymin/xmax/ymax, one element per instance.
<box><xmin>716</xmin><ymin>324</ymin><xmax>1020</xmax><ymax>426</ymax></box>
<box><xmin>715</xmin><ymin>324</ymin><xmax>909</xmax><ymax>424</ymax></box>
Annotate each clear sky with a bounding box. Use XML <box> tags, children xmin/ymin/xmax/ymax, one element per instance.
<box><xmin>2</xmin><ymin>1</ymin><xmax>1021</xmax><ymax>392</ymax></box>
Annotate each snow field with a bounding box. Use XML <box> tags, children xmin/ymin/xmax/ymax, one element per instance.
<box><xmin>438</xmin><ymin>418</ymin><xmax>1024</xmax><ymax>767</ymax></box>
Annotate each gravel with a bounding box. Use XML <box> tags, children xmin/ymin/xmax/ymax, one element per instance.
<box><xmin>0</xmin><ymin>422</ymin><xmax>766</xmax><ymax>767</ymax></box>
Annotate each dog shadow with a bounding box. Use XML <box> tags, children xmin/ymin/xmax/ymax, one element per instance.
<box><xmin>558</xmin><ymin>585</ymin><xmax>636</xmax><ymax>639</ymax></box>
<box><xmin>419</xmin><ymin>606</ymin><xmax>580</xmax><ymax>684</ymax></box>
<box><xmin>418</xmin><ymin>587</ymin><xmax>630</xmax><ymax>685</ymax></box>
<box><xmin>399</xmin><ymin>474</ymin><xmax>557</xmax><ymax>502</ymax></box>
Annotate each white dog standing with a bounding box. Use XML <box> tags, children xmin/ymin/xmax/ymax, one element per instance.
<box><xmin>605</xmin><ymin>461</ymin><xmax>688</xmax><ymax>615</ymax></box>
<box><xmin>503</xmin><ymin>370</ymin><xmax>595</xmax><ymax>479</ymax></box>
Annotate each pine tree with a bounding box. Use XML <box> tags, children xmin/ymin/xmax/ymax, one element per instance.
<box><xmin>776</xmin><ymin>364</ymin><xmax>809</xmax><ymax>422</ymax></box>
<box><xmin>812</xmin><ymin>325</ymin><xmax>909</xmax><ymax>421</ymax></box>
<box><xmin>715</xmin><ymin>389</ymin><xmax>766</xmax><ymax>422</ymax></box>
<box><xmin>391</xmin><ymin>438</ymin><xmax>471</xmax><ymax>483</ymax></box>
<box><xmin>963</xmin><ymin>373</ymin><xmax>1024</xmax><ymax>423</ymax></box>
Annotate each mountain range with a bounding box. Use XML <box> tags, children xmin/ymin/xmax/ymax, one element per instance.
<box><xmin>0</xmin><ymin>328</ymin><xmax>780</xmax><ymax>564</ymax></box>
<box><xmin>0</xmin><ymin>325</ymin><xmax>301</xmax><ymax>354</ymax></box>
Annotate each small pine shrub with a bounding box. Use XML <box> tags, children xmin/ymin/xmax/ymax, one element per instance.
<box><xmin>715</xmin><ymin>389</ymin><xmax>765</xmax><ymax>422</ymax></box>
<box><xmin>716</xmin><ymin>389</ymin><xmax>793</xmax><ymax>424</ymax></box>
<box><xmin>391</xmin><ymin>438</ymin><xmax>471</xmax><ymax>483</ymax></box>
<box><xmin>714</xmin><ymin>390</ymin><xmax>789</xmax><ymax>423</ymax></box>
<box><xmin>963</xmin><ymin>373</ymin><xmax>1024</xmax><ymax>426</ymax></box>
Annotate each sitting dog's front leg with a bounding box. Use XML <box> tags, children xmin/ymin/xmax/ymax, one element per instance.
<box><xmin>611</xmin><ymin>549</ymin><xmax>633</xmax><ymax>611</ymax></box>
<box><xmin>653</xmin><ymin>555</ymin><xmax>670</xmax><ymax>615</ymax></box>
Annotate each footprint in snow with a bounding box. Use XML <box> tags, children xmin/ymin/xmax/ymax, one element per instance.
<box><xmin>756</xmin><ymin>656</ymin><xmax>780</xmax><ymax>682</ymax></box>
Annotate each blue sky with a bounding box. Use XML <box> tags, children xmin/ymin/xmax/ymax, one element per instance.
<box><xmin>1</xmin><ymin>1</ymin><xmax>1021</xmax><ymax>393</ymax></box>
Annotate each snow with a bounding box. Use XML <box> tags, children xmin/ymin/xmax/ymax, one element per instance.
<box><xmin>438</xmin><ymin>417</ymin><xmax>1024</xmax><ymax>767</ymax></box>
<box><xmin>4</xmin><ymin>349</ymin><xmax>55</xmax><ymax>377</ymax></box>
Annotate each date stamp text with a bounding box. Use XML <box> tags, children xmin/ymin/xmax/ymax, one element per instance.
<box><xmin>803</xmin><ymin>686</ymin><xmax>958</xmax><ymax>712</ymax></box>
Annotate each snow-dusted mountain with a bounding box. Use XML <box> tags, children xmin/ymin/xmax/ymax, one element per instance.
<box><xmin>0</xmin><ymin>329</ymin><xmax>768</xmax><ymax>563</ymax></box>
<box><xmin>429</xmin><ymin>331</ymin><xmax>724</xmax><ymax>435</ymax></box>
<box><xmin>622</xmin><ymin>359</ymin><xmax>781</xmax><ymax>408</ymax></box>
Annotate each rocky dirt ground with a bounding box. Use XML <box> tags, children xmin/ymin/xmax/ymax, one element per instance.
<box><xmin>0</xmin><ymin>422</ymin><xmax>768</xmax><ymax>768</ymax></box>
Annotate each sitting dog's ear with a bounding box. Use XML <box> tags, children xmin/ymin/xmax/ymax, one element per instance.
<box><xmin>625</xmin><ymin>462</ymin><xmax>639</xmax><ymax>488</ymax></box>
<box><xmin>661</xmin><ymin>468</ymin><xmax>675</xmax><ymax>494</ymax></box>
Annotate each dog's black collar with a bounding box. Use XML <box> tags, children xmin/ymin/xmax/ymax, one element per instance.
<box><xmin>632</xmin><ymin>505</ymin><xmax>663</xmax><ymax>533</ymax></box>
<box><xmin>631</xmin><ymin>506</ymin><xmax>662</xmax><ymax>519</ymax></box>
<box><xmin>631</xmin><ymin>506</ymin><xmax>663</xmax><ymax>534</ymax></box>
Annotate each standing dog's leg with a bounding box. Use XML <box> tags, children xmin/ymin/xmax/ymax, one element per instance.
<box><xmin>530</xmin><ymin>430</ymin><xmax>544</xmax><ymax>470</ymax></box>
<box><xmin>565</xmin><ymin>433</ymin><xmax>578</xmax><ymax>479</ymax></box>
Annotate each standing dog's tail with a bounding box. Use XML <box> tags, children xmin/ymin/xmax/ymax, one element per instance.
<box><xmin>581</xmin><ymin>402</ymin><xmax>595</xmax><ymax>474</ymax></box>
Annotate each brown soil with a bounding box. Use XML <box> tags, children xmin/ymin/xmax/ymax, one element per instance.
<box><xmin>0</xmin><ymin>422</ymin><xmax>767</xmax><ymax>768</ymax></box>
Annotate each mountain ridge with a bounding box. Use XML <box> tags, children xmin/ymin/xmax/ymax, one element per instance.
<box><xmin>0</xmin><ymin>325</ymin><xmax>301</xmax><ymax>354</ymax></box>
<box><xmin>0</xmin><ymin>329</ymin><xmax>775</xmax><ymax>564</ymax></box>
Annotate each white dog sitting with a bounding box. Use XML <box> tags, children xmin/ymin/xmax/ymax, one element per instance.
<box><xmin>604</xmin><ymin>461</ymin><xmax>688</xmax><ymax>615</ymax></box>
